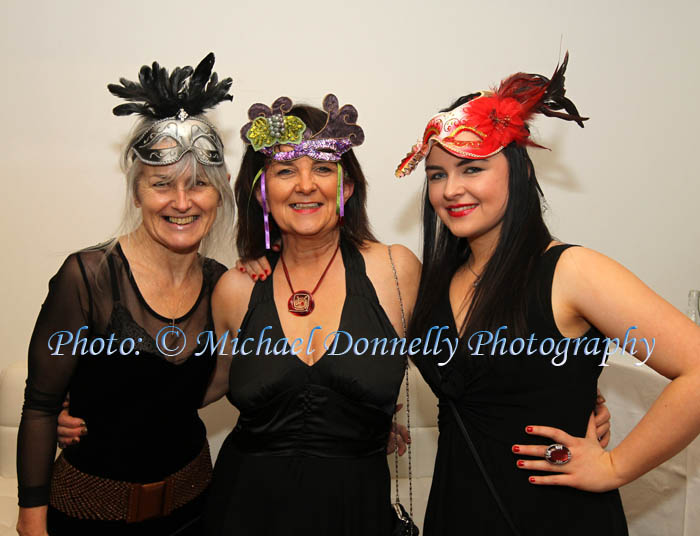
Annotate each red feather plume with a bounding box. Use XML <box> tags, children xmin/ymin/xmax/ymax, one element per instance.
<box><xmin>495</xmin><ymin>52</ymin><xmax>587</xmax><ymax>129</ymax></box>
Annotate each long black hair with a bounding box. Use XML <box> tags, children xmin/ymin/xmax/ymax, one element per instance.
<box><xmin>234</xmin><ymin>104</ymin><xmax>377</xmax><ymax>259</ymax></box>
<box><xmin>408</xmin><ymin>95</ymin><xmax>552</xmax><ymax>343</ymax></box>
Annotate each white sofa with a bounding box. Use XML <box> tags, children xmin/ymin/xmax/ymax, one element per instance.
<box><xmin>0</xmin><ymin>361</ymin><xmax>438</xmax><ymax>534</ymax></box>
<box><xmin>0</xmin><ymin>362</ymin><xmax>26</xmax><ymax>536</ymax></box>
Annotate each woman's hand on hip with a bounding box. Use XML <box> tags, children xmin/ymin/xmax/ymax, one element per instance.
<box><xmin>511</xmin><ymin>412</ymin><xmax>624</xmax><ymax>492</ymax></box>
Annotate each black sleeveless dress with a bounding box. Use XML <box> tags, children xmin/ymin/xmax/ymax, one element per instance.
<box><xmin>204</xmin><ymin>241</ymin><xmax>406</xmax><ymax>536</ymax></box>
<box><xmin>414</xmin><ymin>245</ymin><xmax>629</xmax><ymax>535</ymax></box>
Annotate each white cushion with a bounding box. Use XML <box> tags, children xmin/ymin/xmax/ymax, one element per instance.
<box><xmin>0</xmin><ymin>362</ymin><xmax>25</xmax><ymax>533</ymax></box>
<box><xmin>0</xmin><ymin>476</ymin><xmax>18</xmax><ymax>534</ymax></box>
<box><xmin>0</xmin><ymin>362</ymin><xmax>26</xmax><ymax>428</ymax></box>
<box><xmin>0</xmin><ymin>362</ymin><xmax>26</xmax><ymax>479</ymax></box>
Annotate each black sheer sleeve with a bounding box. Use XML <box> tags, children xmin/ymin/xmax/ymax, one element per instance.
<box><xmin>17</xmin><ymin>253</ymin><xmax>91</xmax><ymax>507</ymax></box>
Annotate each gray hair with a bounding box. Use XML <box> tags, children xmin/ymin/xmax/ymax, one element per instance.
<box><xmin>114</xmin><ymin>115</ymin><xmax>235</xmax><ymax>259</ymax></box>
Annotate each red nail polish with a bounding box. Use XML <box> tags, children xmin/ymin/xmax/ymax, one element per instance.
<box><xmin>239</xmin><ymin>267</ymin><xmax>245</xmax><ymax>272</ymax></box>
<box><xmin>517</xmin><ymin>460</ymin><xmax>525</xmax><ymax>467</ymax></box>
<box><xmin>265</xmin><ymin>269</ymin><xmax>270</xmax><ymax>275</ymax></box>
<box><xmin>526</xmin><ymin>426</ymin><xmax>533</xmax><ymax>433</ymax></box>
<box><xmin>512</xmin><ymin>445</ymin><xmax>520</xmax><ymax>453</ymax></box>
<box><xmin>529</xmin><ymin>477</ymin><xmax>536</xmax><ymax>483</ymax></box>
<box><xmin>252</xmin><ymin>274</ymin><xmax>257</xmax><ymax>280</ymax></box>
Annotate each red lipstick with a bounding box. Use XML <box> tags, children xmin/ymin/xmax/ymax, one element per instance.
<box><xmin>446</xmin><ymin>203</ymin><xmax>477</xmax><ymax>218</ymax></box>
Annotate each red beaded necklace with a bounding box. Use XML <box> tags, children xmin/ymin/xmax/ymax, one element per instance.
<box><xmin>280</xmin><ymin>241</ymin><xmax>341</xmax><ymax>316</ymax></box>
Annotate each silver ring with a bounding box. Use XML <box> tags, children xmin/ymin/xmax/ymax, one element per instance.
<box><xmin>544</xmin><ymin>443</ymin><xmax>572</xmax><ymax>465</ymax></box>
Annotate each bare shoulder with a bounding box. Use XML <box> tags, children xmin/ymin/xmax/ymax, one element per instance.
<box><xmin>212</xmin><ymin>267</ymin><xmax>257</xmax><ymax>331</ymax></box>
<box><xmin>388</xmin><ymin>243</ymin><xmax>422</xmax><ymax>274</ymax></box>
<box><xmin>550</xmin><ymin>244</ymin><xmax>700</xmax><ymax>377</ymax></box>
<box><xmin>556</xmin><ymin>246</ymin><xmax>634</xmax><ymax>286</ymax></box>
<box><xmin>214</xmin><ymin>267</ymin><xmax>256</xmax><ymax>299</ymax></box>
<box><xmin>361</xmin><ymin>241</ymin><xmax>421</xmax><ymax>277</ymax></box>
<box><xmin>360</xmin><ymin>241</ymin><xmax>421</xmax><ymax>327</ymax></box>
<box><xmin>553</xmin><ymin>245</ymin><xmax>656</xmax><ymax>321</ymax></box>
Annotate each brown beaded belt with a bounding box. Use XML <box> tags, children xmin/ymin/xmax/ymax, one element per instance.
<box><xmin>49</xmin><ymin>441</ymin><xmax>212</xmax><ymax>523</ymax></box>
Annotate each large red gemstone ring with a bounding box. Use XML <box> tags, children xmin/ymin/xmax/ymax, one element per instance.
<box><xmin>544</xmin><ymin>443</ymin><xmax>572</xmax><ymax>465</ymax></box>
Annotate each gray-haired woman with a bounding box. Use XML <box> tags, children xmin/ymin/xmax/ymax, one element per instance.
<box><xmin>16</xmin><ymin>53</ymin><xmax>235</xmax><ymax>536</ymax></box>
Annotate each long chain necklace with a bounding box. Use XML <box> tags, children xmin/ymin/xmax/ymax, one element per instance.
<box><xmin>280</xmin><ymin>242</ymin><xmax>340</xmax><ymax>316</ymax></box>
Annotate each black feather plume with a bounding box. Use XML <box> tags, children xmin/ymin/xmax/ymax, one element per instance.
<box><xmin>108</xmin><ymin>52</ymin><xmax>233</xmax><ymax>119</ymax></box>
<box><xmin>537</xmin><ymin>52</ymin><xmax>587</xmax><ymax>128</ymax></box>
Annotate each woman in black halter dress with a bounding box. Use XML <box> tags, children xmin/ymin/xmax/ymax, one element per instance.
<box><xmin>204</xmin><ymin>98</ymin><xmax>421</xmax><ymax>535</ymax></box>
<box><xmin>206</xmin><ymin>241</ymin><xmax>409</xmax><ymax>535</ymax></box>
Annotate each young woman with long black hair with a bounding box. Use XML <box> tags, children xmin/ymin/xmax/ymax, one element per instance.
<box><xmin>399</xmin><ymin>54</ymin><xmax>700</xmax><ymax>535</ymax></box>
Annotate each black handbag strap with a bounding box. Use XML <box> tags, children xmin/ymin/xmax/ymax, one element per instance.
<box><xmin>447</xmin><ymin>400</ymin><xmax>522</xmax><ymax>536</ymax></box>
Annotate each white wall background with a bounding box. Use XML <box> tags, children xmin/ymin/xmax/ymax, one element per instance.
<box><xmin>2</xmin><ymin>0</ymin><xmax>699</xmax><ymax>371</ymax></box>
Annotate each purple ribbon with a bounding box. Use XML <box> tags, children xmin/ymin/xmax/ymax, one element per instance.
<box><xmin>261</xmin><ymin>170</ymin><xmax>270</xmax><ymax>250</ymax></box>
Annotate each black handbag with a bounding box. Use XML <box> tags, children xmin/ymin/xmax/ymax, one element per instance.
<box><xmin>388</xmin><ymin>246</ymin><xmax>420</xmax><ymax>536</ymax></box>
<box><xmin>391</xmin><ymin>502</ymin><xmax>419</xmax><ymax>536</ymax></box>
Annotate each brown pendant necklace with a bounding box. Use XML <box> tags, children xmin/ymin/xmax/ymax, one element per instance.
<box><xmin>280</xmin><ymin>241</ymin><xmax>341</xmax><ymax>316</ymax></box>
